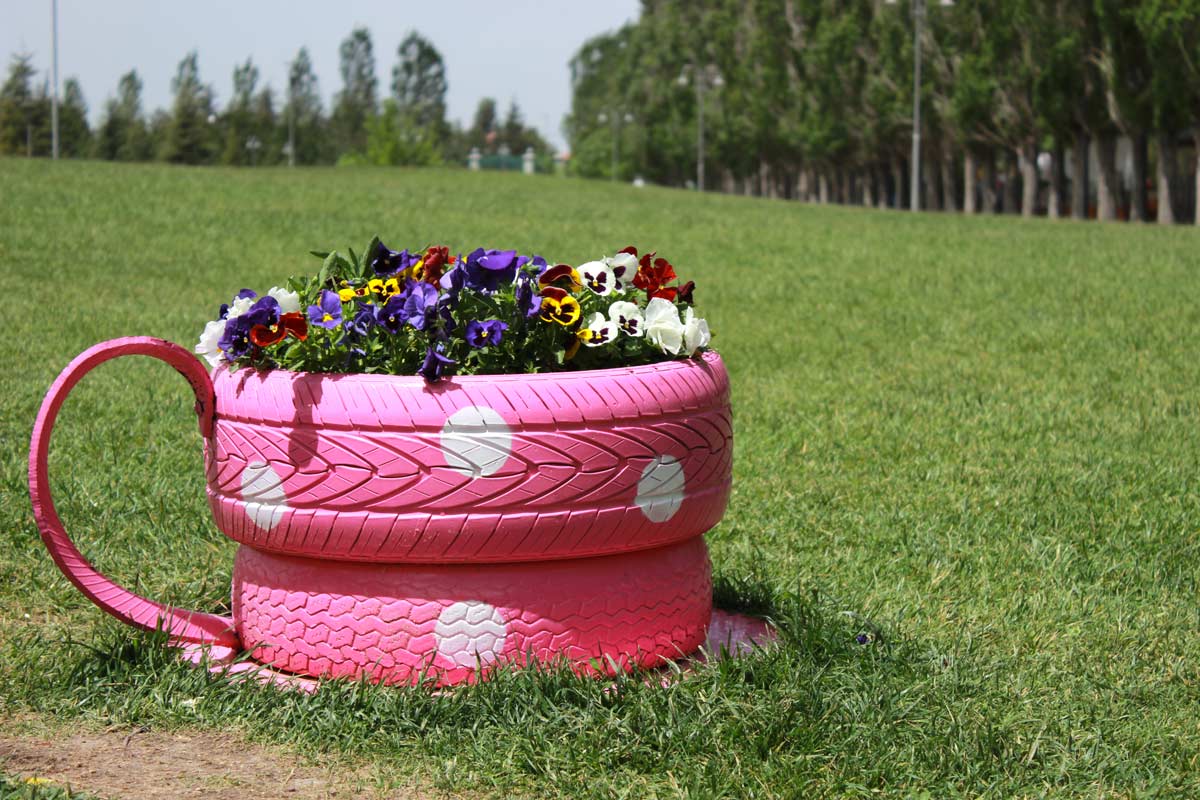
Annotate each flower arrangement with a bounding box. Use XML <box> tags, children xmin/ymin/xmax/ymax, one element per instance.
<box><xmin>195</xmin><ymin>238</ymin><xmax>711</xmax><ymax>381</ymax></box>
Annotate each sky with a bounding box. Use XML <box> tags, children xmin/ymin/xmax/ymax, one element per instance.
<box><xmin>0</xmin><ymin>0</ymin><xmax>642</xmax><ymax>152</ymax></box>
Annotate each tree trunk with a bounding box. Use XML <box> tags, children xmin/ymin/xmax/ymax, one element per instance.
<box><xmin>1048</xmin><ymin>142</ymin><xmax>1065</xmax><ymax>219</ymax></box>
<box><xmin>963</xmin><ymin>149</ymin><xmax>978</xmax><ymax>214</ymax></box>
<box><xmin>1071</xmin><ymin>130</ymin><xmax>1089</xmax><ymax>219</ymax></box>
<box><xmin>721</xmin><ymin>168</ymin><xmax>736</xmax><ymax>195</ymax></box>
<box><xmin>862</xmin><ymin>169</ymin><xmax>874</xmax><ymax>207</ymax></box>
<box><xmin>940</xmin><ymin>147</ymin><xmax>957</xmax><ymax>211</ymax></box>
<box><xmin>891</xmin><ymin>156</ymin><xmax>906</xmax><ymax>209</ymax></box>
<box><xmin>1131</xmin><ymin>132</ymin><xmax>1148</xmax><ymax>222</ymax></box>
<box><xmin>1095</xmin><ymin>132</ymin><xmax>1119</xmax><ymax>221</ymax></box>
<box><xmin>839</xmin><ymin>168</ymin><xmax>851</xmax><ymax>205</ymax></box>
<box><xmin>799</xmin><ymin>169</ymin><xmax>810</xmax><ymax>202</ymax></box>
<box><xmin>1017</xmin><ymin>142</ymin><xmax>1038</xmax><ymax>218</ymax></box>
<box><xmin>1001</xmin><ymin>152</ymin><xmax>1019</xmax><ymax>214</ymax></box>
<box><xmin>818</xmin><ymin>171</ymin><xmax>830</xmax><ymax>204</ymax></box>
<box><xmin>923</xmin><ymin>147</ymin><xmax>938</xmax><ymax>211</ymax></box>
<box><xmin>1194</xmin><ymin>130</ymin><xmax>1200</xmax><ymax>225</ymax></box>
<box><xmin>1156</xmin><ymin>132</ymin><xmax>1177</xmax><ymax>225</ymax></box>
<box><xmin>982</xmin><ymin>148</ymin><xmax>998</xmax><ymax>213</ymax></box>
<box><xmin>875</xmin><ymin>167</ymin><xmax>888</xmax><ymax>208</ymax></box>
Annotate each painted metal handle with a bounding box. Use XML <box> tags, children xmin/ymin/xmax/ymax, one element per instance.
<box><xmin>28</xmin><ymin>336</ymin><xmax>237</xmax><ymax>645</ymax></box>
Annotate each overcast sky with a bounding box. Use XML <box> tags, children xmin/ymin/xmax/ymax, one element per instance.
<box><xmin>0</xmin><ymin>1</ymin><xmax>641</xmax><ymax>151</ymax></box>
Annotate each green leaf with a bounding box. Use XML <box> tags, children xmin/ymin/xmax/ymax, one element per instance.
<box><xmin>309</xmin><ymin>249</ymin><xmax>330</xmax><ymax>260</ymax></box>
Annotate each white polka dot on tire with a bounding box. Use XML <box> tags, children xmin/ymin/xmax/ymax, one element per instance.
<box><xmin>440</xmin><ymin>405</ymin><xmax>512</xmax><ymax>478</ymax></box>
<box><xmin>636</xmin><ymin>455</ymin><xmax>686</xmax><ymax>523</ymax></box>
<box><xmin>241</xmin><ymin>460</ymin><xmax>288</xmax><ymax>531</ymax></box>
<box><xmin>434</xmin><ymin>600</ymin><xmax>507</xmax><ymax>668</ymax></box>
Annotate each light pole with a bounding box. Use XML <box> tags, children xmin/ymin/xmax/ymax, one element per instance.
<box><xmin>287</xmin><ymin>63</ymin><xmax>297</xmax><ymax>168</ymax></box>
<box><xmin>678</xmin><ymin>63</ymin><xmax>723</xmax><ymax>192</ymax></box>
<box><xmin>50</xmin><ymin>0</ymin><xmax>59</xmax><ymax>159</ymax></box>
<box><xmin>888</xmin><ymin>0</ymin><xmax>953</xmax><ymax>212</ymax></box>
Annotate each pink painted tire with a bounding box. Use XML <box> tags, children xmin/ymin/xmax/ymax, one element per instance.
<box><xmin>206</xmin><ymin>352</ymin><xmax>732</xmax><ymax>563</ymax></box>
<box><xmin>232</xmin><ymin>536</ymin><xmax>712</xmax><ymax>686</ymax></box>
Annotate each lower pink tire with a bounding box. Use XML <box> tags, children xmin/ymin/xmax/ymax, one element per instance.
<box><xmin>232</xmin><ymin>536</ymin><xmax>713</xmax><ymax>686</ymax></box>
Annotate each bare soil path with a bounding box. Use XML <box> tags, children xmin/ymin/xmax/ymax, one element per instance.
<box><xmin>0</xmin><ymin>725</ymin><xmax>434</xmax><ymax>800</ymax></box>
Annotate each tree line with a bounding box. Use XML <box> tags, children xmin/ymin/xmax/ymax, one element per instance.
<box><xmin>0</xmin><ymin>27</ymin><xmax>550</xmax><ymax>168</ymax></box>
<box><xmin>566</xmin><ymin>0</ymin><xmax>1200</xmax><ymax>224</ymax></box>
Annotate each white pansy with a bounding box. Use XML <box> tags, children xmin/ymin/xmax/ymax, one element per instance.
<box><xmin>225</xmin><ymin>295</ymin><xmax>255</xmax><ymax>319</ymax></box>
<box><xmin>643</xmin><ymin>297</ymin><xmax>684</xmax><ymax>356</ymax></box>
<box><xmin>578</xmin><ymin>260</ymin><xmax>617</xmax><ymax>296</ymax></box>
<box><xmin>682</xmin><ymin>307</ymin><xmax>711</xmax><ymax>355</ymax></box>
<box><xmin>604</xmin><ymin>251</ymin><xmax>638</xmax><ymax>289</ymax></box>
<box><xmin>608</xmin><ymin>300</ymin><xmax>645</xmax><ymax>337</ymax></box>
<box><xmin>195</xmin><ymin>319</ymin><xmax>227</xmax><ymax>367</ymax></box>
<box><xmin>578</xmin><ymin>312</ymin><xmax>617</xmax><ymax>347</ymax></box>
<box><xmin>268</xmin><ymin>286</ymin><xmax>301</xmax><ymax>314</ymax></box>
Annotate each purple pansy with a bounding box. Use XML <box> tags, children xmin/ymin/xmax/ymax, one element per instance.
<box><xmin>462</xmin><ymin>248</ymin><xmax>529</xmax><ymax>294</ymax></box>
<box><xmin>218</xmin><ymin>296</ymin><xmax>279</xmax><ymax>358</ymax></box>
<box><xmin>370</xmin><ymin>240</ymin><xmax>420</xmax><ymax>277</ymax></box>
<box><xmin>439</xmin><ymin>261</ymin><xmax>467</xmax><ymax>302</ymax></box>
<box><xmin>514</xmin><ymin>273</ymin><xmax>541</xmax><ymax>319</ymax></box>
<box><xmin>402</xmin><ymin>280</ymin><xmax>439</xmax><ymax>330</ymax></box>
<box><xmin>307</xmin><ymin>290</ymin><xmax>343</xmax><ymax>329</ymax></box>
<box><xmin>219</xmin><ymin>288</ymin><xmax>258</xmax><ymax>319</ymax></box>
<box><xmin>419</xmin><ymin>345</ymin><xmax>456</xmax><ymax>382</ymax></box>
<box><xmin>345</xmin><ymin>301</ymin><xmax>376</xmax><ymax>336</ymax></box>
<box><xmin>464</xmin><ymin>319</ymin><xmax>508</xmax><ymax>349</ymax></box>
<box><xmin>376</xmin><ymin>293</ymin><xmax>407</xmax><ymax>334</ymax></box>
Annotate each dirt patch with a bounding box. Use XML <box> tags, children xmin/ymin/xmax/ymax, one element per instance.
<box><xmin>0</xmin><ymin>727</ymin><xmax>426</xmax><ymax>800</ymax></box>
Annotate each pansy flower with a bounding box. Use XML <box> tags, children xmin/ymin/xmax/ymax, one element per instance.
<box><xmin>413</xmin><ymin>245</ymin><xmax>453</xmax><ymax>284</ymax></box>
<box><xmin>219</xmin><ymin>296</ymin><xmax>280</xmax><ymax>358</ymax></box>
<box><xmin>633</xmin><ymin>252</ymin><xmax>679</xmax><ymax>301</ymax></box>
<box><xmin>539</xmin><ymin>286</ymin><xmax>581</xmax><ymax>327</ymax></box>
<box><xmin>463</xmin><ymin>248</ymin><xmax>527</xmax><ymax>293</ymax></box>
<box><xmin>578</xmin><ymin>312</ymin><xmax>617</xmax><ymax>347</ymax></box>
<box><xmin>221</xmin><ymin>289</ymin><xmax>258</xmax><ymax>320</ymax></box>
<box><xmin>376</xmin><ymin>293</ymin><xmax>407</xmax><ymax>334</ymax></box>
<box><xmin>643</xmin><ymin>296</ymin><xmax>685</xmax><ymax>355</ymax></box>
<box><xmin>682</xmin><ymin>306</ymin><xmax>711</xmax><ymax>355</ymax></box>
<box><xmin>608</xmin><ymin>300</ymin><xmax>645</xmax><ymax>337</ymax></box>
<box><xmin>340</xmin><ymin>301</ymin><xmax>376</xmax><ymax>342</ymax></box>
<box><xmin>307</xmin><ymin>290</ymin><xmax>343</xmax><ymax>329</ymax></box>
<box><xmin>538</xmin><ymin>263</ymin><xmax>582</xmax><ymax>292</ymax></box>
<box><xmin>578</xmin><ymin>261</ymin><xmax>616</xmax><ymax>296</ymax></box>
<box><xmin>371</xmin><ymin>240</ymin><xmax>419</xmax><ymax>277</ymax></box>
<box><xmin>402</xmin><ymin>280</ymin><xmax>440</xmax><ymax>330</ymax></box>
<box><xmin>676</xmin><ymin>280</ymin><xmax>695</xmax><ymax>305</ymax></box>
<box><xmin>465</xmin><ymin>319</ymin><xmax>508</xmax><ymax>349</ymax></box>
<box><xmin>605</xmin><ymin>249</ymin><xmax>638</xmax><ymax>291</ymax></box>
<box><xmin>419</xmin><ymin>345</ymin><xmax>456</xmax><ymax>382</ymax></box>
<box><xmin>195</xmin><ymin>319</ymin><xmax>228</xmax><ymax>366</ymax></box>
<box><xmin>251</xmin><ymin>312</ymin><xmax>308</xmax><ymax>347</ymax></box>
<box><xmin>267</xmin><ymin>286</ymin><xmax>301</xmax><ymax>314</ymax></box>
<box><xmin>514</xmin><ymin>273</ymin><xmax>541</xmax><ymax>318</ymax></box>
<box><xmin>439</xmin><ymin>260</ymin><xmax>467</xmax><ymax>302</ymax></box>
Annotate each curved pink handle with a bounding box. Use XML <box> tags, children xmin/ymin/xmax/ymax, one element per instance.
<box><xmin>28</xmin><ymin>337</ymin><xmax>237</xmax><ymax>646</ymax></box>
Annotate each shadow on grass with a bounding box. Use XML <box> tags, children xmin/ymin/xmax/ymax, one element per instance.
<box><xmin>0</xmin><ymin>575</ymin><xmax>953</xmax><ymax>798</ymax></box>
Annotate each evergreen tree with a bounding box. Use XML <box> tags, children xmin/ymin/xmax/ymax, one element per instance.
<box><xmin>96</xmin><ymin>70</ymin><xmax>150</xmax><ymax>161</ymax></box>
<box><xmin>332</xmin><ymin>27</ymin><xmax>378</xmax><ymax>156</ymax></box>
<box><xmin>221</xmin><ymin>58</ymin><xmax>259</xmax><ymax>165</ymax></box>
<box><xmin>59</xmin><ymin>78</ymin><xmax>91</xmax><ymax>157</ymax></box>
<box><xmin>0</xmin><ymin>55</ymin><xmax>40</xmax><ymax>155</ymax></box>
<box><xmin>391</xmin><ymin>31</ymin><xmax>448</xmax><ymax>136</ymax></box>
<box><xmin>285</xmin><ymin>47</ymin><xmax>327</xmax><ymax>165</ymax></box>
<box><xmin>164</xmin><ymin>51</ymin><xmax>217</xmax><ymax>164</ymax></box>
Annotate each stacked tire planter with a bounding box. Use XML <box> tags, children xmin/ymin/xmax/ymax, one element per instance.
<box><xmin>30</xmin><ymin>338</ymin><xmax>733</xmax><ymax>687</ymax></box>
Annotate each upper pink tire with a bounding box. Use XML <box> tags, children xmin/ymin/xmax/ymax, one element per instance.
<box><xmin>205</xmin><ymin>352</ymin><xmax>732</xmax><ymax>563</ymax></box>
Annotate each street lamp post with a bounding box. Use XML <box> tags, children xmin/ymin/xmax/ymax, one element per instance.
<box><xmin>678</xmin><ymin>64</ymin><xmax>723</xmax><ymax>192</ymax></box>
<box><xmin>50</xmin><ymin>0</ymin><xmax>59</xmax><ymax>159</ymax></box>
<box><xmin>888</xmin><ymin>0</ymin><xmax>953</xmax><ymax>212</ymax></box>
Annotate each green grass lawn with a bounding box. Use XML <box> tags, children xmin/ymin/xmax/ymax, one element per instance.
<box><xmin>2</xmin><ymin>158</ymin><xmax>1199</xmax><ymax>798</ymax></box>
